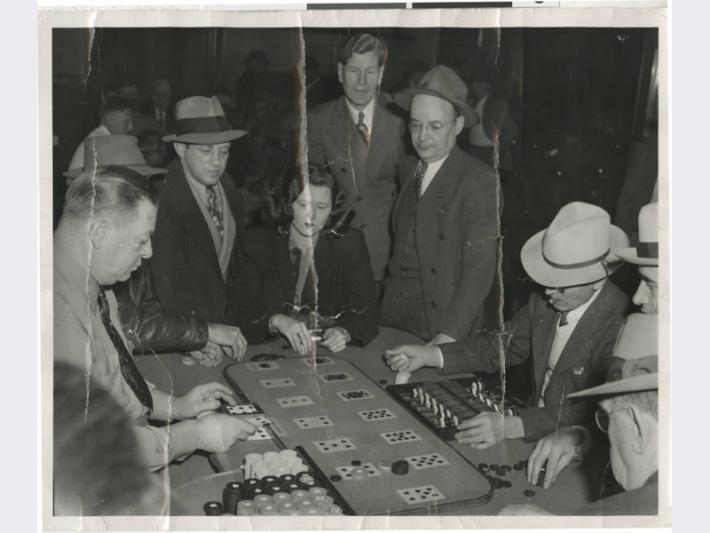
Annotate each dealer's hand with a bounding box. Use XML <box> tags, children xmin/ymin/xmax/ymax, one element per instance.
<box><xmin>527</xmin><ymin>426</ymin><xmax>586</xmax><ymax>489</ymax></box>
<box><xmin>384</xmin><ymin>345</ymin><xmax>440</xmax><ymax>373</ymax></box>
<box><xmin>174</xmin><ymin>382</ymin><xmax>236</xmax><ymax>419</ymax></box>
<box><xmin>208</xmin><ymin>323</ymin><xmax>247</xmax><ymax>361</ymax></box>
<box><xmin>271</xmin><ymin>314</ymin><xmax>312</xmax><ymax>355</ymax></box>
<box><xmin>196</xmin><ymin>414</ymin><xmax>257</xmax><ymax>453</ymax></box>
<box><xmin>321</xmin><ymin>327</ymin><xmax>351</xmax><ymax>353</ymax></box>
<box><xmin>455</xmin><ymin>412</ymin><xmax>507</xmax><ymax>449</ymax></box>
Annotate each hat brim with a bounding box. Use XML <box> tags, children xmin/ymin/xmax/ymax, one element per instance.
<box><xmin>568</xmin><ymin>373</ymin><xmax>658</xmax><ymax>398</ymax></box>
<box><xmin>616</xmin><ymin>246</ymin><xmax>658</xmax><ymax>266</ymax></box>
<box><xmin>394</xmin><ymin>88</ymin><xmax>477</xmax><ymax>128</ymax></box>
<box><xmin>520</xmin><ymin>225</ymin><xmax>628</xmax><ymax>288</ymax></box>
<box><xmin>63</xmin><ymin>164</ymin><xmax>168</xmax><ymax>179</ymax></box>
<box><xmin>163</xmin><ymin>130</ymin><xmax>248</xmax><ymax>144</ymax></box>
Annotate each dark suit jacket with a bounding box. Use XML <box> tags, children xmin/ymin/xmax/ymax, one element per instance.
<box><xmin>439</xmin><ymin>281</ymin><xmax>629</xmax><ymax>441</ymax></box>
<box><xmin>390</xmin><ymin>146</ymin><xmax>498</xmax><ymax>340</ymax></box>
<box><xmin>149</xmin><ymin>159</ymin><xmax>244</xmax><ymax>323</ymax></box>
<box><xmin>227</xmin><ymin>226</ymin><xmax>379</xmax><ymax>346</ymax></box>
<box><xmin>307</xmin><ymin>95</ymin><xmax>406</xmax><ymax>281</ymax></box>
<box><xmin>229</xmin><ymin>227</ymin><xmax>377</xmax><ymax>345</ymax></box>
<box><xmin>139</xmin><ymin>99</ymin><xmax>175</xmax><ymax>133</ymax></box>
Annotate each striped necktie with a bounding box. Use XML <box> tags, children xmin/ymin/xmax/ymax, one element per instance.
<box><xmin>356</xmin><ymin>111</ymin><xmax>370</xmax><ymax>145</ymax></box>
<box><xmin>97</xmin><ymin>288</ymin><xmax>153</xmax><ymax>412</ymax></box>
<box><xmin>206</xmin><ymin>185</ymin><xmax>225</xmax><ymax>240</ymax></box>
<box><xmin>413</xmin><ymin>160</ymin><xmax>429</xmax><ymax>199</ymax></box>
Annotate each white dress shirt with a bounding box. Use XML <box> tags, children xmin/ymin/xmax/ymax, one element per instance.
<box><xmin>345</xmin><ymin>97</ymin><xmax>375</xmax><ymax>134</ymax></box>
<box><xmin>419</xmin><ymin>154</ymin><xmax>448</xmax><ymax>196</ymax></box>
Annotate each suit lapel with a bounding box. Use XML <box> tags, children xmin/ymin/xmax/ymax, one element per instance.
<box><xmin>552</xmin><ymin>286</ymin><xmax>610</xmax><ymax>378</ymax></box>
<box><xmin>363</xmin><ymin>100</ymin><xmax>390</xmax><ymax>180</ymax></box>
<box><xmin>324</xmin><ymin>98</ymin><xmax>353</xmax><ymax>157</ymax></box>
<box><xmin>166</xmin><ymin>162</ymin><xmax>222</xmax><ymax>278</ymax></box>
<box><xmin>532</xmin><ymin>303</ymin><xmax>559</xmax><ymax>401</ymax></box>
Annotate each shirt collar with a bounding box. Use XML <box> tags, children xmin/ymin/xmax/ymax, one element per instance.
<box><xmin>564</xmin><ymin>281</ymin><xmax>605</xmax><ymax>324</ymax></box>
<box><xmin>344</xmin><ymin>97</ymin><xmax>375</xmax><ymax>130</ymax></box>
<box><xmin>424</xmin><ymin>154</ymin><xmax>448</xmax><ymax>176</ymax></box>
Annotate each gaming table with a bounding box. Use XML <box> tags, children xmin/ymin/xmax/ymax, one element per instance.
<box><xmin>137</xmin><ymin>327</ymin><xmax>594</xmax><ymax>515</ymax></box>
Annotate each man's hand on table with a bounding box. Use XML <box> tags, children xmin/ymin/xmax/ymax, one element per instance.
<box><xmin>499</xmin><ymin>503</ymin><xmax>553</xmax><ymax>516</ymax></box>
<box><xmin>527</xmin><ymin>426</ymin><xmax>588</xmax><ymax>489</ymax></box>
<box><xmin>321</xmin><ymin>327</ymin><xmax>351</xmax><ymax>353</ymax></box>
<box><xmin>207</xmin><ymin>323</ymin><xmax>247</xmax><ymax>361</ymax></box>
<box><xmin>270</xmin><ymin>314</ymin><xmax>312</xmax><ymax>355</ymax></box>
<box><xmin>195</xmin><ymin>414</ymin><xmax>257</xmax><ymax>453</ymax></box>
<box><xmin>384</xmin><ymin>344</ymin><xmax>441</xmax><ymax>373</ymax></box>
<box><xmin>190</xmin><ymin>341</ymin><xmax>223</xmax><ymax>367</ymax></box>
<box><xmin>455</xmin><ymin>413</ymin><xmax>524</xmax><ymax>449</ymax></box>
<box><xmin>173</xmin><ymin>382</ymin><xmax>236</xmax><ymax>419</ymax></box>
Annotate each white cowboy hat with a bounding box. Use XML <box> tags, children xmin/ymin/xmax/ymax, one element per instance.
<box><xmin>617</xmin><ymin>202</ymin><xmax>658</xmax><ymax>266</ymax></box>
<box><xmin>521</xmin><ymin>202</ymin><xmax>629</xmax><ymax>288</ymax></box>
<box><xmin>163</xmin><ymin>96</ymin><xmax>247</xmax><ymax>144</ymax></box>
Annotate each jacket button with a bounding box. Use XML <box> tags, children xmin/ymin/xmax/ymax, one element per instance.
<box><xmin>340</xmin><ymin>167</ymin><xmax>347</xmax><ymax>173</ymax></box>
<box><xmin>430</xmin><ymin>267</ymin><xmax>437</xmax><ymax>274</ymax></box>
<box><xmin>431</xmin><ymin>301</ymin><xmax>437</xmax><ymax>309</ymax></box>
<box><xmin>355</xmin><ymin>195</ymin><xmax>362</xmax><ymax>202</ymax></box>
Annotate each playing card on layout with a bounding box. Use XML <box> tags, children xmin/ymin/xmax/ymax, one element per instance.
<box><xmin>293</xmin><ymin>415</ymin><xmax>333</xmax><ymax>429</ymax></box>
<box><xmin>337</xmin><ymin>389</ymin><xmax>374</xmax><ymax>401</ymax></box>
<box><xmin>318</xmin><ymin>372</ymin><xmax>353</xmax><ymax>383</ymax></box>
<box><xmin>245</xmin><ymin>361</ymin><xmax>280</xmax><ymax>371</ymax></box>
<box><xmin>260</xmin><ymin>377</ymin><xmax>296</xmax><ymax>389</ymax></box>
<box><xmin>276</xmin><ymin>395</ymin><xmax>314</xmax><ymax>408</ymax></box>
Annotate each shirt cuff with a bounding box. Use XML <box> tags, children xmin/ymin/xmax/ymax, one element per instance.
<box><xmin>435</xmin><ymin>347</ymin><xmax>444</xmax><ymax>369</ymax></box>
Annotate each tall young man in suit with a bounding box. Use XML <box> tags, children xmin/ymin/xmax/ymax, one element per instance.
<box><xmin>380</xmin><ymin>65</ymin><xmax>498</xmax><ymax>344</ymax></box>
<box><xmin>149</xmin><ymin>96</ymin><xmax>248</xmax><ymax>329</ymax></box>
<box><xmin>386</xmin><ymin>202</ymin><xmax>631</xmax><ymax>446</ymax></box>
<box><xmin>307</xmin><ymin>33</ymin><xmax>406</xmax><ymax>284</ymax></box>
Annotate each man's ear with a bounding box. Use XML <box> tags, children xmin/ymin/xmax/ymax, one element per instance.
<box><xmin>89</xmin><ymin>218</ymin><xmax>109</xmax><ymax>250</ymax></box>
<box><xmin>377</xmin><ymin>65</ymin><xmax>385</xmax><ymax>86</ymax></box>
<box><xmin>173</xmin><ymin>142</ymin><xmax>186</xmax><ymax>159</ymax></box>
<box><xmin>454</xmin><ymin>115</ymin><xmax>465</xmax><ymax>136</ymax></box>
<box><xmin>628</xmin><ymin>405</ymin><xmax>653</xmax><ymax>455</ymax></box>
<box><xmin>336</xmin><ymin>62</ymin><xmax>344</xmax><ymax>85</ymax></box>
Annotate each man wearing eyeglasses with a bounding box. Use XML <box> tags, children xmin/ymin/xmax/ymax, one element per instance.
<box><xmin>386</xmin><ymin>202</ymin><xmax>630</xmax><ymax>447</ymax></box>
<box><xmin>307</xmin><ymin>33</ymin><xmax>406</xmax><ymax>285</ymax></box>
<box><xmin>526</xmin><ymin>202</ymin><xmax>659</xmax><ymax>490</ymax></box>
<box><xmin>380</xmin><ymin>65</ymin><xmax>498</xmax><ymax>344</ymax></box>
<box><xmin>501</xmin><ymin>313</ymin><xmax>659</xmax><ymax>516</ymax></box>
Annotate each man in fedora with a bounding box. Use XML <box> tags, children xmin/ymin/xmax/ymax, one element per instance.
<box><xmin>54</xmin><ymin>166</ymin><xmax>256</xmax><ymax>471</ymax></box>
<box><xmin>149</xmin><ymin>96</ymin><xmax>248</xmax><ymax>325</ymax></box>
<box><xmin>379</xmin><ymin>64</ymin><xmax>497</xmax><ymax>344</ymax></box>
<box><xmin>307</xmin><ymin>33</ymin><xmax>406</xmax><ymax>285</ymax></box>
<box><xmin>63</xmin><ymin>134</ymin><xmax>248</xmax><ymax>366</ymax></box>
<box><xmin>386</xmin><ymin>202</ymin><xmax>630</xmax><ymax>446</ymax></box>
<box><xmin>526</xmin><ymin>202</ymin><xmax>659</xmax><ymax>489</ymax></box>
<box><xmin>501</xmin><ymin>313</ymin><xmax>659</xmax><ymax>516</ymax></box>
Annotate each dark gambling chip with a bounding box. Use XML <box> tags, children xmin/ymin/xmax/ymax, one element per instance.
<box><xmin>501</xmin><ymin>480</ymin><xmax>512</xmax><ymax>488</ymax></box>
<box><xmin>478</xmin><ymin>463</ymin><xmax>488</xmax><ymax>469</ymax></box>
<box><xmin>391</xmin><ymin>460</ymin><xmax>410</xmax><ymax>476</ymax></box>
<box><xmin>330</xmin><ymin>474</ymin><xmax>342</xmax><ymax>482</ymax></box>
<box><xmin>244</xmin><ymin>478</ymin><xmax>260</xmax><ymax>488</ymax></box>
<box><xmin>492</xmin><ymin>477</ymin><xmax>503</xmax><ymax>489</ymax></box>
<box><xmin>379</xmin><ymin>379</ymin><xmax>388</xmax><ymax>385</ymax></box>
<box><xmin>502</xmin><ymin>465</ymin><xmax>512</xmax><ymax>472</ymax></box>
<box><xmin>267</xmin><ymin>484</ymin><xmax>284</xmax><ymax>495</ymax></box>
<box><xmin>203</xmin><ymin>501</ymin><xmax>224</xmax><ymax>516</ymax></box>
<box><xmin>524</xmin><ymin>489</ymin><xmax>536</xmax><ymax>497</ymax></box>
<box><xmin>279</xmin><ymin>474</ymin><xmax>295</xmax><ymax>483</ymax></box>
<box><xmin>513</xmin><ymin>463</ymin><xmax>523</xmax><ymax>471</ymax></box>
<box><xmin>351</xmin><ymin>459</ymin><xmax>362</xmax><ymax>466</ymax></box>
<box><xmin>262</xmin><ymin>476</ymin><xmax>278</xmax><ymax>485</ymax></box>
<box><xmin>287</xmin><ymin>481</ymin><xmax>301</xmax><ymax>492</ymax></box>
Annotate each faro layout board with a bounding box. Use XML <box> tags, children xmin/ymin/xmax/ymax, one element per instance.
<box><xmin>223</xmin><ymin>356</ymin><xmax>492</xmax><ymax>515</ymax></box>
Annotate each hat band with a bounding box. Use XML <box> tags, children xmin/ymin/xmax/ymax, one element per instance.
<box><xmin>543</xmin><ymin>248</ymin><xmax>610</xmax><ymax>270</ymax></box>
<box><xmin>175</xmin><ymin>116</ymin><xmax>232</xmax><ymax>135</ymax></box>
<box><xmin>637</xmin><ymin>241</ymin><xmax>658</xmax><ymax>259</ymax></box>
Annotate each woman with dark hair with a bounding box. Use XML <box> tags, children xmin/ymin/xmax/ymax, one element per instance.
<box><xmin>228</xmin><ymin>167</ymin><xmax>379</xmax><ymax>354</ymax></box>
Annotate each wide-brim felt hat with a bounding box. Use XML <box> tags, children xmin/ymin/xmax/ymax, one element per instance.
<box><xmin>63</xmin><ymin>135</ymin><xmax>167</xmax><ymax>179</ymax></box>
<box><xmin>570</xmin><ymin>312</ymin><xmax>659</xmax><ymax>398</ymax></box>
<box><xmin>617</xmin><ymin>202</ymin><xmax>659</xmax><ymax>266</ymax></box>
<box><xmin>163</xmin><ymin>95</ymin><xmax>247</xmax><ymax>144</ymax></box>
<box><xmin>394</xmin><ymin>65</ymin><xmax>478</xmax><ymax>127</ymax></box>
<box><xmin>521</xmin><ymin>202</ymin><xmax>629</xmax><ymax>288</ymax></box>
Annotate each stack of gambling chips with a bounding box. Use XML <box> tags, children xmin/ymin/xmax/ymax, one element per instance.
<box><xmin>203</xmin><ymin>450</ymin><xmax>344</xmax><ymax>516</ymax></box>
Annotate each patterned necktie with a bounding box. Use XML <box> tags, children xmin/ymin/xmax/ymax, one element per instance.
<box><xmin>413</xmin><ymin>160</ymin><xmax>429</xmax><ymax>199</ymax></box>
<box><xmin>206</xmin><ymin>185</ymin><xmax>225</xmax><ymax>240</ymax></box>
<box><xmin>97</xmin><ymin>288</ymin><xmax>154</xmax><ymax>413</ymax></box>
<box><xmin>356</xmin><ymin>111</ymin><xmax>370</xmax><ymax>145</ymax></box>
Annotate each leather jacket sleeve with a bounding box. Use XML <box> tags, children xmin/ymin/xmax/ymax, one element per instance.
<box><xmin>114</xmin><ymin>265</ymin><xmax>208</xmax><ymax>354</ymax></box>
